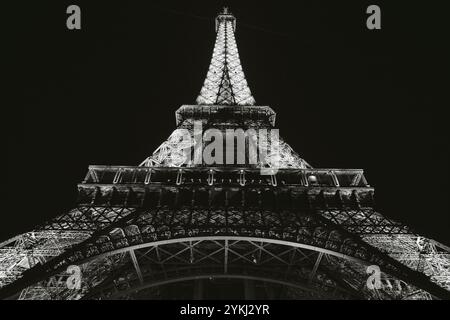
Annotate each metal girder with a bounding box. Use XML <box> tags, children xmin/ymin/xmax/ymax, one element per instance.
<box><xmin>361</xmin><ymin>235</ymin><xmax>450</xmax><ymax>291</ymax></box>
<box><xmin>80</xmin><ymin>238</ymin><xmax>360</xmax><ymax>300</ymax></box>
<box><xmin>0</xmin><ymin>230</ymin><xmax>92</xmax><ymax>288</ymax></box>
<box><xmin>129</xmin><ymin>250</ymin><xmax>143</xmax><ymax>284</ymax></box>
<box><xmin>224</xmin><ymin>239</ymin><xmax>229</xmax><ymax>274</ymax></box>
<box><xmin>2</xmin><ymin>228</ymin><xmax>448</xmax><ymax>300</ymax></box>
<box><xmin>2</xmin><ymin>199</ymin><xmax>449</xmax><ymax>300</ymax></box>
<box><xmin>309</xmin><ymin>252</ymin><xmax>324</xmax><ymax>282</ymax></box>
<box><xmin>138</xmin><ymin>129</ymin><xmax>311</xmax><ymax>169</ymax></box>
<box><xmin>78</xmin><ymin>238</ymin><xmax>439</xmax><ymax>300</ymax></box>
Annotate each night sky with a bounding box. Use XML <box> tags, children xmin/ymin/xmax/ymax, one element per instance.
<box><xmin>5</xmin><ymin>1</ymin><xmax>449</xmax><ymax>244</ymax></box>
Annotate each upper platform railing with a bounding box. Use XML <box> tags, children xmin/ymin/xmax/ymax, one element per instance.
<box><xmin>82</xmin><ymin>165</ymin><xmax>369</xmax><ymax>188</ymax></box>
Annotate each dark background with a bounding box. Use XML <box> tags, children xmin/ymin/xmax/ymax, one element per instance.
<box><xmin>5</xmin><ymin>1</ymin><xmax>449</xmax><ymax>244</ymax></box>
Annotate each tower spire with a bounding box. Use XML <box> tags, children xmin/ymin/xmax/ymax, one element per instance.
<box><xmin>196</xmin><ymin>8</ymin><xmax>255</xmax><ymax>106</ymax></box>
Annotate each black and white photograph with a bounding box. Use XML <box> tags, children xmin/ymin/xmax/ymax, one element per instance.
<box><xmin>3</xmin><ymin>0</ymin><xmax>449</xmax><ymax>309</ymax></box>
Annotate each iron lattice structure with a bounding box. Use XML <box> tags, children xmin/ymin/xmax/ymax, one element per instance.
<box><xmin>1</xmin><ymin>8</ymin><xmax>449</xmax><ymax>300</ymax></box>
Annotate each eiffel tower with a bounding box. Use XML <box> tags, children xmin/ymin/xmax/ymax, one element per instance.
<box><xmin>1</xmin><ymin>8</ymin><xmax>449</xmax><ymax>300</ymax></box>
